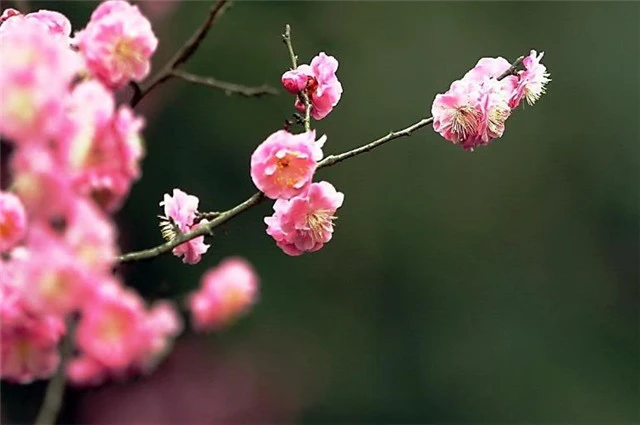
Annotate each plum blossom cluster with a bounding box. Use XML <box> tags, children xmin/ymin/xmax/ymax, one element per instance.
<box><xmin>246</xmin><ymin>52</ymin><xmax>345</xmax><ymax>256</ymax></box>
<box><xmin>0</xmin><ymin>2</ymin><xmax>181</xmax><ymax>386</ymax></box>
<box><xmin>431</xmin><ymin>51</ymin><xmax>551</xmax><ymax>151</ymax></box>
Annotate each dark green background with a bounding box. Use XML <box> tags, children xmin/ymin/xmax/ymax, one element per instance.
<box><xmin>2</xmin><ymin>1</ymin><xmax>638</xmax><ymax>423</ymax></box>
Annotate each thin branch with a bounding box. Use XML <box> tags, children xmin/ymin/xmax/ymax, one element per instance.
<box><xmin>34</xmin><ymin>319</ymin><xmax>75</xmax><ymax>425</ymax></box>
<box><xmin>498</xmin><ymin>56</ymin><xmax>525</xmax><ymax>79</ymax></box>
<box><xmin>282</xmin><ymin>24</ymin><xmax>298</xmax><ymax>69</ymax></box>
<box><xmin>118</xmin><ymin>192</ymin><xmax>264</xmax><ymax>262</ymax></box>
<box><xmin>130</xmin><ymin>0</ymin><xmax>232</xmax><ymax>107</ymax></box>
<box><xmin>317</xmin><ymin>117</ymin><xmax>434</xmax><ymax>168</ymax></box>
<box><xmin>282</xmin><ymin>24</ymin><xmax>311</xmax><ymax>131</ymax></box>
<box><xmin>171</xmin><ymin>69</ymin><xmax>278</xmax><ymax>97</ymax></box>
<box><xmin>118</xmin><ymin>55</ymin><xmax>525</xmax><ymax>263</ymax></box>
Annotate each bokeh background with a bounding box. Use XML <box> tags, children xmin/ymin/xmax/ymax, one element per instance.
<box><xmin>2</xmin><ymin>1</ymin><xmax>638</xmax><ymax>424</ymax></box>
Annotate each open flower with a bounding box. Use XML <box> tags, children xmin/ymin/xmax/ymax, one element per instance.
<box><xmin>251</xmin><ymin>130</ymin><xmax>325</xmax><ymax>200</ymax></box>
<box><xmin>264</xmin><ymin>181</ymin><xmax>344</xmax><ymax>256</ymax></box>
<box><xmin>159</xmin><ymin>189</ymin><xmax>210</xmax><ymax>264</ymax></box>
<box><xmin>187</xmin><ymin>257</ymin><xmax>259</xmax><ymax>331</ymax></box>
<box><xmin>512</xmin><ymin>50</ymin><xmax>551</xmax><ymax>107</ymax></box>
<box><xmin>74</xmin><ymin>0</ymin><xmax>158</xmax><ymax>89</ymax></box>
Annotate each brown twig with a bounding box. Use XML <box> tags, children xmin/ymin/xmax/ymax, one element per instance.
<box><xmin>171</xmin><ymin>69</ymin><xmax>278</xmax><ymax>97</ymax></box>
<box><xmin>282</xmin><ymin>25</ymin><xmax>311</xmax><ymax>131</ymax></box>
<box><xmin>117</xmin><ymin>54</ymin><xmax>526</xmax><ymax>263</ymax></box>
<box><xmin>130</xmin><ymin>0</ymin><xmax>232</xmax><ymax>107</ymax></box>
<box><xmin>33</xmin><ymin>319</ymin><xmax>75</xmax><ymax>425</ymax></box>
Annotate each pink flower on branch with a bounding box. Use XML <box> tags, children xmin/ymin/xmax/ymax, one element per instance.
<box><xmin>431</xmin><ymin>51</ymin><xmax>549</xmax><ymax>150</ymax></box>
<box><xmin>265</xmin><ymin>181</ymin><xmax>344</xmax><ymax>256</ymax></box>
<box><xmin>282</xmin><ymin>52</ymin><xmax>343</xmax><ymax>120</ymax></box>
<box><xmin>159</xmin><ymin>189</ymin><xmax>210</xmax><ymax>264</ymax></box>
<box><xmin>251</xmin><ymin>130</ymin><xmax>325</xmax><ymax>200</ymax></box>
<box><xmin>74</xmin><ymin>0</ymin><xmax>158</xmax><ymax>89</ymax></box>
<box><xmin>512</xmin><ymin>50</ymin><xmax>551</xmax><ymax>107</ymax></box>
<box><xmin>187</xmin><ymin>257</ymin><xmax>259</xmax><ymax>331</ymax></box>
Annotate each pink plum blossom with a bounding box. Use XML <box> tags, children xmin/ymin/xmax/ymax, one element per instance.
<box><xmin>431</xmin><ymin>51</ymin><xmax>549</xmax><ymax>150</ymax></box>
<box><xmin>64</xmin><ymin>198</ymin><xmax>118</xmax><ymax>272</ymax></box>
<box><xmin>69</xmin><ymin>299</ymin><xmax>182</xmax><ymax>386</ymax></box>
<box><xmin>26</xmin><ymin>10</ymin><xmax>72</xmax><ymax>38</ymax></box>
<box><xmin>74</xmin><ymin>0</ymin><xmax>158</xmax><ymax>89</ymax></box>
<box><xmin>159</xmin><ymin>188</ymin><xmax>210</xmax><ymax>264</ymax></box>
<box><xmin>75</xmin><ymin>280</ymin><xmax>149</xmax><ymax>369</ymax></box>
<box><xmin>16</xmin><ymin>224</ymin><xmax>90</xmax><ymax>316</ymax></box>
<box><xmin>0</xmin><ymin>17</ymin><xmax>80</xmax><ymax>144</ymax></box>
<box><xmin>137</xmin><ymin>301</ymin><xmax>183</xmax><ymax>371</ymax></box>
<box><xmin>512</xmin><ymin>50</ymin><xmax>551</xmax><ymax>107</ymax></box>
<box><xmin>187</xmin><ymin>257</ymin><xmax>259</xmax><ymax>331</ymax></box>
<box><xmin>264</xmin><ymin>181</ymin><xmax>344</xmax><ymax>256</ymax></box>
<box><xmin>9</xmin><ymin>144</ymin><xmax>75</xmax><ymax>221</ymax></box>
<box><xmin>59</xmin><ymin>80</ymin><xmax>146</xmax><ymax>211</ymax></box>
<box><xmin>0</xmin><ymin>191</ymin><xmax>27</xmax><ymax>253</ymax></box>
<box><xmin>431</xmin><ymin>78</ymin><xmax>485</xmax><ymax>150</ymax></box>
<box><xmin>282</xmin><ymin>52</ymin><xmax>343</xmax><ymax>120</ymax></box>
<box><xmin>0</xmin><ymin>275</ymin><xmax>65</xmax><ymax>383</ymax></box>
<box><xmin>251</xmin><ymin>130</ymin><xmax>325</xmax><ymax>200</ymax></box>
<box><xmin>67</xmin><ymin>355</ymin><xmax>110</xmax><ymax>386</ymax></box>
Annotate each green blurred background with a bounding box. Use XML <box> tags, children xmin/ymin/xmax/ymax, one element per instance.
<box><xmin>2</xmin><ymin>1</ymin><xmax>638</xmax><ymax>423</ymax></box>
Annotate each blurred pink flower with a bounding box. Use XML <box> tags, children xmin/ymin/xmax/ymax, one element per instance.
<box><xmin>187</xmin><ymin>257</ymin><xmax>259</xmax><ymax>331</ymax></box>
<box><xmin>250</xmin><ymin>130</ymin><xmax>325</xmax><ymax>200</ymax></box>
<box><xmin>59</xmin><ymin>80</ymin><xmax>146</xmax><ymax>211</ymax></box>
<box><xmin>69</xmin><ymin>296</ymin><xmax>182</xmax><ymax>386</ymax></box>
<box><xmin>9</xmin><ymin>144</ymin><xmax>75</xmax><ymax>220</ymax></box>
<box><xmin>74</xmin><ymin>0</ymin><xmax>158</xmax><ymax>89</ymax></box>
<box><xmin>0</xmin><ymin>191</ymin><xmax>27</xmax><ymax>253</ymax></box>
<box><xmin>64</xmin><ymin>197</ymin><xmax>119</xmax><ymax>272</ymax></box>
<box><xmin>0</xmin><ymin>271</ymin><xmax>65</xmax><ymax>384</ymax></box>
<box><xmin>75</xmin><ymin>280</ymin><xmax>149</xmax><ymax>369</ymax></box>
<box><xmin>265</xmin><ymin>181</ymin><xmax>344</xmax><ymax>256</ymax></box>
<box><xmin>16</xmin><ymin>224</ymin><xmax>90</xmax><ymax>316</ymax></box>
<box><xmin>26</xmin><ymin>10</ymin><xmax>72</xmax><ymax>38</ymax></box>
<box><xmin>0</xmin><ymin>17</ymin><xmax>80</xmax><ymax>145</ymax></box>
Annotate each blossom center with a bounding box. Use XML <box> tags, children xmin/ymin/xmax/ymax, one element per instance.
<box><xmin>275</xmin><ymin>153</ymin><xmax>307</xmax><ymax>187</ymax></box>
<box><xmin>99</xmin><ymin>314</ymin><xmax>127</xmax><ymax>343</ymax></box>
<box><xmin>306</xmin><ymin>209</ymin><xmax>335</xmax><ymax>242</ymax></box>
<box><xmin>450</xmin><ymin>105</ymin><xmax>479</xmax><ymax>141</ymax></box>
<box><xmin>114</xmin><ymin>38</ymin><xmax>143</xmax><ymax>74</ymax></box>
<box><xmin>5</xmin><ymin>88</ymin><xmax>36</xmax><ymax>125</ymax></box>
